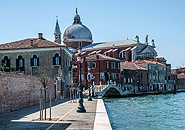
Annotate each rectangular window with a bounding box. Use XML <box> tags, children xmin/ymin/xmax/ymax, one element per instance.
<box><xmin>88</xmin><ymin>62</ymin><xmax>91</xmax><ymax>68</ymax></box>
<box><xmin>118</xmin><ymin>63</ymin><xmax>120</xmax><ymax>69</ymax></box>
<box><xmin>114</xmin><ymin>62</ymin><xmax>116</xmax><ymax>69</ymax></box>
<box><xmin>124</xmin><ymin>78</ymin><xmax>126</xmax><ymax>83</ymax></box>
<box><xmin>66</xmin><ymin>76</ymin><xmax>68</xmax><ymax>85</ymax></box>
<box><xmin>100</xmin><ymin>73</ymin><xmax>105</xmax><ymax>81</ymax></box>
<box><xmin>111</xmin><ymin>62</ymin><xmax>113</xmax><ymax>69</ymax></box>
<box><xmin>111</xmin><ymin>73</ymin><xmax>114</xmax><ymax>80</ymax></box>
<box><xmin>87</xmin><ymin>74</ymin><xmax>92</xmax><ymax>80</ymax></box>
<box><xmin>81</xmin><ymin>74</ymin><xmax>84</xmax><ymax>80</ymax></box>
<box><xmin>65</xmin><ymin>57</ymin><xmax>67</xmax><ymax>66</ymax></box>
<box><xmin>79</xmin><ymin>74</ymin><xmax>84</xmax><ymax>81</ymax></box>
<box><xmin>107</xmin><ymin>61</ymin><xmax>109</xmax><ymax>68</ymax></box>
<box><xmin>128</xmin><ymin>78</ymin><xmax>130</xmax><ymax>83</ymax></box>
<box><xmin>131</xmin><ymin>78</ymin><xmax>133</xmax><ymax>83</ymax></box>
<box><xmin>92</xmin><ymin>62</ymin><xmax>96</xmax><ymax>69</ymax></box>
<box><xmin>114</xmin><ymin>73</ymin><xmax>116</xmax><ymax>80</ymax></box>
<box><xmin>107</xmin><ymin>72</ymin><xmax>110</xmax><ymax>80</ymax></box>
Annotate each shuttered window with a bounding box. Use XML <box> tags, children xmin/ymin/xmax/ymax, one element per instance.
<box><xmin>53</xmin><ymin>53</ymin><xmax>61</xmax><ymax>65</ymax></box>
<box><xmin>2</xmin><ymin>56</ymin><xmax>10</xmax><ymax>67</ymax></box>
<box><xmin>30</xmin><ymin>54</ymin><xmax>39</xmax><ymax>66</ymax></box>
<box><xmin>16</xmin><ymin>55</ymin><xmax>24</xmax><ymax>71</ymax></box>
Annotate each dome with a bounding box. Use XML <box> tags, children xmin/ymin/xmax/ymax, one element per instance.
<box><xmin>63</xmin><ymin>8</ymin><xmax>93</xmax><ymax>43</ymax></box>
<box><xmin>63</xmin><ymin>24</ymin><xmax>93</xmax><ymax>42</ymax></box>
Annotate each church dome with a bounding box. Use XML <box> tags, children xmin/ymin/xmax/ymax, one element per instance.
<box><xmin>63</xmin><ymin>8</ymin><xmax>93</xmax><ymax>43</ymax></box>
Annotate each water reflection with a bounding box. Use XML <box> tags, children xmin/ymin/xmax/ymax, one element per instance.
<box><xmin>104</xmin><ymin>93</ymin><xmax>185</xmax><ymax>130</ymax></box>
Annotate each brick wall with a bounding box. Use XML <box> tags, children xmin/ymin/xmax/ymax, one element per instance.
<box><xmin>0</xmin><ymin>71</ymin><xmax>59</xmax><ymax>114</ymax></box>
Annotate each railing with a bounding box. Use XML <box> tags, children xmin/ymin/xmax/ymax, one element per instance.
<box><xmin>94</xmin><ymin>85</ymin><xmax>108</xmax><ymax>92</ymax></box>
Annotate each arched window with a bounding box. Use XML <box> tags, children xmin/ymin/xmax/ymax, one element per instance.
<box><xmin>103</xmin><ymin>52</ymin><xmax>108</xmax><ymax>56</ymax></box>
<box><xmin>119</xmin><ymin>50</ymin><xmax>126</xmax><ymax>58</ymax></box>
<box><xmin>2</xmin><ymin>56</ymin><xmax>10</xmax><ymax>67</ymax></box>
<box><xmin>16</xmin><ymin>55</ymin><xmax>24</xmax><ymax>71</ymax></box>
<box><xmin>31</xmin><ymin>54</ymin><xmax>39</xmax><ymax>66</ymax></box>
<box><xmin>53</xmin><ymin>53</ymin><xmax>61</xmax><ymax>65</ymax></box>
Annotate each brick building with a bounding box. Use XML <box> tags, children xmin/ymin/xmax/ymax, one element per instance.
<box><xmin>177</xmin><ymin>74</ymin><xmax>185</xmax><ymax>89</ymax></box>
<box><xmin>171</xmin><ymin>67</ymin><xmax>185</xmax><ymax>89</ymax></box>
<box><xmin>78</xmin><ymin>54</ymin><xmax>120</xmax><ymax>86</ymax></box>
<box><xmin>81</xmin><ymin>36</ymin><xmax>157</xmax><ymax>62</ymax></box>
<box><xmin>120</xmin><ymin>62</ymin><xmax>148</xmax><ymax>92</ymax></box>
<box><xmin>135</xmin><ymin>60</ymin><xmax>167</xmax><ymax>92</ymax></box>
<box><xmin>120</xmin><ymin>60</ymin><xmax>169</xmax><ymax>93</ymax></box>
<box><xmin>157</xmin><ymin>57</ymin><xmax>177</xmax><ymax>92</ymax></box>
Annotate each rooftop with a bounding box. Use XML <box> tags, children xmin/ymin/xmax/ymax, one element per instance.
<box><xmin>0</xmin><ymin>38</ymin><xmax>64</xmax><ymax>50</ymax></box>
<box><xmin>86</xmin><ymin>54</ymin><xmax>120</xmax><ymax>61</ymax></box>
<box><xmin>120</xmin><ymin>62</ymin><xmax>147</xmax><ymax>70</ymax></box>
<box><xmin>178</xmin><ymin>74</ymin><xmax>185</xmax><ymax>79</ymax></box>
<box><xmin>82</xmin><ymin>39</ymin><xmax>138</xmax><ymax>50</ymax></box>
<box><xmin>135</xmin><ymin>60</ymin><xmax>165</xmax><ymax>65</ymax></box>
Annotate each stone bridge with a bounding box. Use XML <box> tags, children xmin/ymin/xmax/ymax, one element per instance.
<box><xmin>95</xmin><ymin>84</ymin><xmax>131</xmax><ymax>97</ymax></box>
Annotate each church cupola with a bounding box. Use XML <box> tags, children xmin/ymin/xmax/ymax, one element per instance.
<box><xmin>54</xmin><ymin>17</ymin><xmax>62</xmax><ymax>44</ymax></box>
<box><xmin>73</xmin><ymin>8</ymin><xmax>82</xmax><ymax>25</ymax></box>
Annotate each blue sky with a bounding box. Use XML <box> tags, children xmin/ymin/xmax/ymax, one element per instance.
<box><xmin>0</xmin><ymin>0</ymin><xmax>184</xmax><ymax>69</ymax></box>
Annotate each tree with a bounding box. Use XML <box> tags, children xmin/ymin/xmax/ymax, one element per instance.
<box><xmin>1</xmin><ymin>64</ymin><xmax>10</xmax><ymax>72</ymax></box>
<box><xmin>37</xmin><ymin>70</ymin><xmax>51</xmax><ymax>120</ymax></box>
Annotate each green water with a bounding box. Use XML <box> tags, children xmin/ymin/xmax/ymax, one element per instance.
<box><xmin>104</xmin><ymin>93</ymin><xmax>185</xmax><ymax>130</ymax></box>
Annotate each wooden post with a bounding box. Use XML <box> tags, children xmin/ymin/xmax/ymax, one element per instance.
<box><xmin>49</xmin><ymin>88</ymin><xmax>51</xmax><ymax>120</ymax></box>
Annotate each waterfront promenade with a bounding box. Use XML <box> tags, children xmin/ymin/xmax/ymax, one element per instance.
<box><xmin>0</xmin><ymin>97</ymin><xmax>112</xmax><ymax>130</ymax></box>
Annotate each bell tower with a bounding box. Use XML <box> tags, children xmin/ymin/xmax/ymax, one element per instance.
<box><xmin>54</xmin><ymin>16</ymin><xmax>61</xmax><ymax>44</ymax></box>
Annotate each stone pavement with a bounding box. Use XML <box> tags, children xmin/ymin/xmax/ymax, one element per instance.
<box><xmin>0</xmin><ymin>96</ymin><xmax>112</xmax><ymax>130</ymax></box>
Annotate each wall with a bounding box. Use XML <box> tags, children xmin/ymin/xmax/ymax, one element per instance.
<box><xmin>0</xmin><ymin>47</ymin><xmax>72</xmax><ymax>80</ymax></box>
<box><xmin>0</xmin><ymin>71</ymin><xmax>60</xmax><ymax>114</ymax></box>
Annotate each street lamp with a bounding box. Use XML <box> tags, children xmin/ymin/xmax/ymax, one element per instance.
<box><xmin>87</xmin><ymin>67</ymin><xmax>92</xmax><ymax>101</ymax></box>
<box><xmin>76</xmin><ymin>42</ymin><xmax>86</xmax><ymax>113</ymax></box>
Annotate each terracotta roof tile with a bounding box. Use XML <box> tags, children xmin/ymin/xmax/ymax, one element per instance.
<box><xmin>135</xmin><ymin>60</ymin><xmax>165</xmax><ymax>65</ymax></box>
<box><xmin>120</xmin><ymin>62</ymin><xmax>147</xmax><ymax>70</ymax></box>
<box><xmin>0</xmin><ymin>38</ymin><xmax>64</xmax><ymax>50</ymax></box>
<box><xmin>178</xmin><ymin>74</ymin><xmax>185</xmax><ymax>79</ymax></box>
<box><xmin>86</xmin><ymin>54</ymin><xmax>119</xmax><ymax>61</ymax></box>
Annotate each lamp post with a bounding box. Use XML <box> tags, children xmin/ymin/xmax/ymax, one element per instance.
<box><xmin>76</xmin><ymin>42</ymin><xmax>86</xmax><ymax>113</ymax></box>
<box><xmin>91</xmin><ymin>75</ymin><xmax>95</xmax><ymax>97</ymax></box>
<box><xmin>87</xmin><ymin>67</ymin><xmax>92</xmax><ymax>101</ymax></box>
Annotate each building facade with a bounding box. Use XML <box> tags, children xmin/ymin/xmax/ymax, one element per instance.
<box><xmin>135</xmin><ymin>60</ymin><xmax>166</xmax><ymax>92</ymax></box>
<box><xmin>120</xmin><ymin>62</ymin><xmax>148</xmax><ymax>92</ymax></box>
<box><xmin>79</xmin><ymin>54</ymin><xmax>121</xmax><ymax>86</ymax></box>
<box><xmin>0</xmin><ymin>33</ymin><xmax>73</xmax><ymax>97</ymax></box>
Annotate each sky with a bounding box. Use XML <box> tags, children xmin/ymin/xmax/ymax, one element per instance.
<box><xmin>0</xmin><ymin>0</ymin><xmax>184</xmax><ymax>69</ymax></box>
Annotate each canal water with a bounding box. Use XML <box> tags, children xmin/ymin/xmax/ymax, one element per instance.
<box><xmin>104</xmin><ymin>92</ymin><xmax>185</xmax><ymax>130</ymax></box>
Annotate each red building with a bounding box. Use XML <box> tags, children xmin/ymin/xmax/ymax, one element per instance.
<box><xmin>78</xmin><ymin>54</ymin><xmax>121</xmax><ymax>86</ymax></box>
<box><xmin>120</xmin><ymin>62</ymin><xmax>148</xmax><ymax>92</ymax></box>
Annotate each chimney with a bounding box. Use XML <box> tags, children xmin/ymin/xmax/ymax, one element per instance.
<box><xmin>38</xmin><ymin>33</ymin><xmax>43</xmax><ymax>39</ymax></box>
<box><xmin>30</xmin><ymin>39</ymin><xmax>33</xmax><ymax>46</ymax></box>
